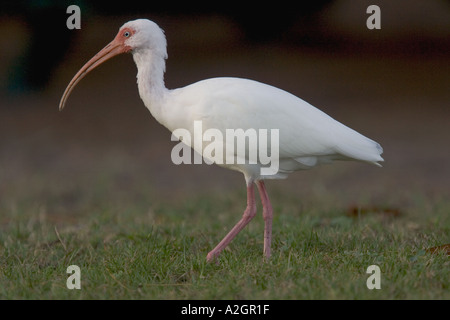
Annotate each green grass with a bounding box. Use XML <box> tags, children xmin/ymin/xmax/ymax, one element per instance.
<box><xmin>0</xmin><ymin>187</ymin><xmax>448</xmax><ymax>299</ymax></box>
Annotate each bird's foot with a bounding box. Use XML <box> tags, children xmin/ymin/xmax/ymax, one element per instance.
<box><xmin>206</xmin><ymin>251</ymin><xmax>220</xmax><ymax>265</ymax></box>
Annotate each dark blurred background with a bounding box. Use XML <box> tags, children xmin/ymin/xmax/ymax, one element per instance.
<box><xmin>0</xmin><ymin>0</ymin><xmax>449</xmax><ymax>215</ymax></box>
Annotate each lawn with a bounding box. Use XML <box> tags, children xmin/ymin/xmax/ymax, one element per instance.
<box><xmin>1</xmin><ymin>182</ymin><xmax>448</xmax><ymax>299</ymax></box>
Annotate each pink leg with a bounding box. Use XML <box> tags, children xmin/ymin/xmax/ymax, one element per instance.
<box><xmin>256</xmin><ymin>180</ymin><xmax>273</xmax><ymax>260</ymax></box>
<box><xmin>206</xmin><ymin>183</ymin><xmax>257</xmax><ymax>262</ymax></box>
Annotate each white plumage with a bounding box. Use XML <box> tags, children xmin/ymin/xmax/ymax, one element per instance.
<box><xmin>60</xmin><ymin>19</ymin><xmax>383</xmax><ymax>262</ymax></box>
<box><xmin>165</xmin><ymin>77</ymin><xmax>383</xmax><ymax>179</ymax></box>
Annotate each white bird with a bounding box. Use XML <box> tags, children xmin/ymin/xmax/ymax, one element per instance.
<box><xmin>59</xmin><ymin>19</ymin><xmax>383</xmax><ymax>262</ymax></box>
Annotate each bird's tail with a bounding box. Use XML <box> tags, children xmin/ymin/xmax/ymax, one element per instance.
<box><xmin>333</xmin><ymin>126</ymin><xmax>384</xmax><ymax>166</ymax></box>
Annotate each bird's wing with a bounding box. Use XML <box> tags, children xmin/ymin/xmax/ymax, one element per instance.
<box><xmin>167</xmin><ymin>77</ymin><xmax>383</xmax><ymax>167</ymax></box>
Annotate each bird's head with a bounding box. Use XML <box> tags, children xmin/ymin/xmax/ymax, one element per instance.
<box><xmin>59</xmin><ymin>19</ymin><xmax>167</xmax><ymax>111</ymax></box>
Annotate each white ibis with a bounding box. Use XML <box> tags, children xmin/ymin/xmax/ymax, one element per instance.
<box><xmin>59</xmin><ymin>19</ymin><xmax>383</xmax><ymax>262</ymax></box>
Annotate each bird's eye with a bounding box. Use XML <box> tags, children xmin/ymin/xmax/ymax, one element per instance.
<box><xmin>124</xmin><ymin>31</ymin><xmax>130</xmax><ymax>37</ymax></box>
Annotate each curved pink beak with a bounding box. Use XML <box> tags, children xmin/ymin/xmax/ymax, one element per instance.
<box><xmin>59</xmin><ymin>36</ymin><xmax>130</xmax><ymax>111</ymax></box>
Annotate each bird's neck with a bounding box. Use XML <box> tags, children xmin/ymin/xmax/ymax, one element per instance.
<box><xmin>133</xmin><ymin>48</ymin><xmax>168</xmax><ymax>118</ymax></box>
